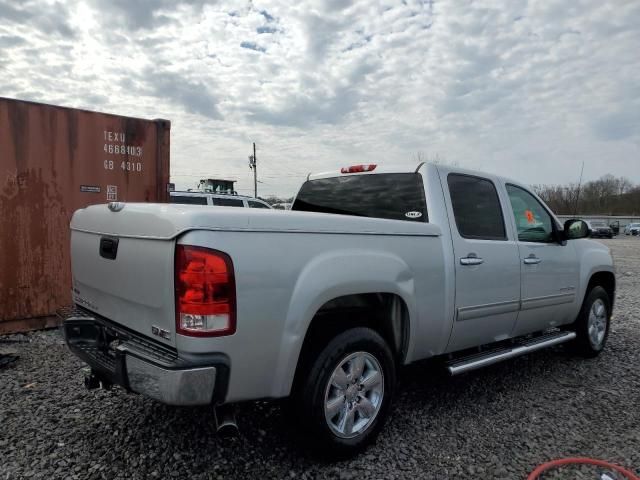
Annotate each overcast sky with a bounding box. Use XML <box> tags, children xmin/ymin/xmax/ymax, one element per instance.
<box><xmin>1</xmin><ymin>0</ymin><xmax>638</xmax><ymax>197</ymax></box>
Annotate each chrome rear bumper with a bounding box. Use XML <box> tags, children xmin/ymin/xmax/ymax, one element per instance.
<box><xmin>125</xmin><ymin>355</ymin><xmax>216</xmax><ymax>405</ymax></box>
<box><xmin>57</xmin><ymin>305</ymin><xmax>229</xmax><ymax>406</ymax></box>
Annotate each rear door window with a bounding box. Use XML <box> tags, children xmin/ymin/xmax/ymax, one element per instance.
<box><xmin>170</xmin><ymin>195</ymin><xmax>208</xmax><ymax>205</ymax></box>
<box><xmin>292</xmin><ymin>173</ymin><xmax>427</xmax><ymax>222</ymax></box>
<box><xmin>447</xmin><ymin>174</ymin><xmax>506</xmax><ymax>240</ymax></box>
<box><xmin>211</xmin><ymin>197</ymin><xmax>244</xmax><ymax>207</ymax></box>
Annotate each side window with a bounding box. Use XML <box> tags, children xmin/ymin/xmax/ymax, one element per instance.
<box><xmin>447</xmin><ymin>174</ymin><xmax>506</xmax><ymax>240</ymax></box>
<box><xmin>211</xmin><ymin>197</ymin><xmax>244</xmax><ymax>207</ymax></box>
<box><xmin>248</xmin><ymin>200</ymin><xmax>270</xmax><ymax>209</ymax></box>
<box><xmin>506</xmin><ymin>185</ymin><xmax>554</xmax><ymax>243</ymax></box>
<box><xmin>170</xmin><ymin>195</ymin><xmax>207</xmax><ymax>205</ymax></box>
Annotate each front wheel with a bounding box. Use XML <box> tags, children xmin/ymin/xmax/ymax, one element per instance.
<box><xmin>292</xmin><ymin>327</ymin><xmax>396</xmax><ymax>458</ymax></box>
<box><xmin>571</xmin><ymin>286</ymin><xmax>611</xmax><ymax>357</ymax></box>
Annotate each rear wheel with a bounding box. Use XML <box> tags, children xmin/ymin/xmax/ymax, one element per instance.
<box><xmin>571</xmin><ymin>286</ymin><xmax>611</xmax><ymax>357</ymax></box>
<box><xmin>292</xmin><ymin>327</ymin><xmax>396</xmax><ymax>458</ymax></box>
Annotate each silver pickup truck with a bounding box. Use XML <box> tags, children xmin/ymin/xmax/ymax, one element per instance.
<box><xmin>59</xmin><ymin>163</ymin><xmax>615</xmax><ymax>456</ymax></box>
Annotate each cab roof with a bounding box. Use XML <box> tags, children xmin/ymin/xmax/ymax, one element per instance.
<box><xmin>307</xmin><ymin>163</ymin><xmax>423</xmax><ymax>181</ymax></box>
<box><xmin>307</xmin><ymin>162</ymin><xmax>522</xmax><ymax>187</ymax></box>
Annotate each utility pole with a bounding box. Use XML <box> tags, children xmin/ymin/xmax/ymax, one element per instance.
<box><xmin>573</xmin><ymin>161</ymin><xmax>585</xmax><ymax>216</ymax></box>
<box><xmin>249</xmin><ymin>142</ymin><xmax>257</xmax><ymax>198</ymax></box>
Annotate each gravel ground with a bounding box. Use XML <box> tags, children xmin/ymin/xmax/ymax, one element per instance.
<box><xmin>1</xmin><ymin>237</ymin><xmax>639</xmax><ymax>479</ymax></box>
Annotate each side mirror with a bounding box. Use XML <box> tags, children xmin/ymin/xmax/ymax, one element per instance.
<box><xmin>564</xmin><ymin>219</ymin><xmax>590</xmax><ymax>240</ymax></box>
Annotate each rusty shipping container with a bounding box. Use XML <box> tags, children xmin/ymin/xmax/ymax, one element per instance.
<box><xmin>0</xmin><ymin>97</ymin><xmax>170</xmax><ymax>334</ymax></box>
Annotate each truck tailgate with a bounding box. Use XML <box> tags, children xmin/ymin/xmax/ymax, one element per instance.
<box><xmin>70</xmin><ymin>210</ymin><xmax>177</xmax><ymax>347</ymax></box>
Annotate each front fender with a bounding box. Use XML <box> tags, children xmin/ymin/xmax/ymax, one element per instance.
<box><xmin>270</xmin><ymin>249</ymin><xmax>416</xmax><ymax>397</ymax></box>
<box><xmin>576</xmin><ymin>239</ymin><xmax>615</xmax><ymax>303</ymax></box>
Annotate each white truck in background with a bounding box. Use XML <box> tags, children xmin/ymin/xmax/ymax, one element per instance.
<box><xmin>60</xmin><ymin>163</ymin><xmax>615</xmax><ymax>456</ymax></box>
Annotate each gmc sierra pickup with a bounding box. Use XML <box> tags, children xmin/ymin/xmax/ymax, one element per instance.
<box><xmin>59</xmin><ymin>163</ymin><xmax>615</xmax><ymax>456</ymax></box>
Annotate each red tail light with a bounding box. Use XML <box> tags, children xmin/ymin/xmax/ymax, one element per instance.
<box><xmin>175</xmin><ymin>245</ymin><xmax>236</xmax><ymax>337</ymax></box>
<box><xmin>340</xmin><ymin>164</ymin><xmax>377</xmax><ymax>174</ymax></box>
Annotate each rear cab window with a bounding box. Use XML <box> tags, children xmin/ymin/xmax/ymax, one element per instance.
<box><xmin>292</xmin><ymin>173</ymin><xmax>427</xmax><ymax>222</ymax></box>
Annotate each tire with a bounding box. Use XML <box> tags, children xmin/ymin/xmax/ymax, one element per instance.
<box><xmin>570</xmin><ymin>286</ymin><xmax>611</xmax><ymax>358</ymax></box>
<box><xmin>291</xmin><ymin>327</ymin><xmax>396</xmax><ymax>458</ymax></box>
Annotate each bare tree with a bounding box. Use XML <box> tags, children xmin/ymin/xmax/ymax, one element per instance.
<box><xmin>616</xmin><ymin>177</ymin><xmax>633</xmax><ymax>195</ymax></box>
<box><xmin>412</xmin><ymin>151</ymin><xmax>458</xmax><ymax>166</ymax></box>
<box><xmin>536</xmin><ymin>175</ymin><xmax>637</xmax><ymax>215</ymax></box>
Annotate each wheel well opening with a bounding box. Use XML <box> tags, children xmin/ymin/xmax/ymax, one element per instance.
<box><xmin>587</xmin><ymin>271</ymin><xmax>616</xmax><ymax>312</ymax></box>
<box><xmin>292</xmin><ymin>293</ymin><xmax>410</xmax><ymax>390</ymax></box>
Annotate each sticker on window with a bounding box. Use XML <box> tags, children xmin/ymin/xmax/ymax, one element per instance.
<box><xmin>525</xmin><ymin>209</ymin><xmax>535</xmax><ymax>224</ymax></box>
<box><xmin>405</xmin><ymin>211</ymin><xmax>422</xmax><ymax>219</ymax></box>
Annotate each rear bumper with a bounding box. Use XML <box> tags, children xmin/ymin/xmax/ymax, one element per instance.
<box><xmin>57</xmin><ymin>306</ymin><xmax>229</xmax><ymax>406</ymax></box>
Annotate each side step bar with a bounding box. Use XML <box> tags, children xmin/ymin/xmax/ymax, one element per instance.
<box><xmin>446</xmin><ymin>331</ymin><xmax>576</xmax><ymax>376</ymax></box>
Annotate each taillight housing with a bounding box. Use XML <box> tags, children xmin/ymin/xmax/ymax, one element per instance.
<box><xmin>340</xmin><ymin>164</ymin><xmax>377</xmax><ymax>174</ymax></box>
<box><xmin>175</xmin><ymin>245</ymin><xmax>236</xmax><ymax>337</ymax></box>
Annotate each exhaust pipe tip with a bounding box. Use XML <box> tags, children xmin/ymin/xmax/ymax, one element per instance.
<box><xmin>82</xmin><ymin>367</ymin><xmax>112</xmax><ymax>391</ymax></box>
<box><xmin>215</xmin><ymin>404</ymin><xmax>239</xmax><ymax>437</ymax></box>
<box><xmin>83</xmin><ymin>368</ymin><xmax>101</xmax><ymax>390</ymax></box>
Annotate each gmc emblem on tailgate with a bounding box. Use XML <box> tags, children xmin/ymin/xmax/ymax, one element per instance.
<box><xmin>151</xmin><ymin>325</ymin><xmax>171</xmax><ymax>340</ymax></box>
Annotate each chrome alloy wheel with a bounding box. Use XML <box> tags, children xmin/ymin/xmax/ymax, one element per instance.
<box><xmin>588</xmin><ymin>298</ymin><xmax>608</xmax><ymax>349</ymax></box>
<box><xmin>324</xmin><ymin>351</ymin><xmax>384</xmax><ymax>439</ymax></box>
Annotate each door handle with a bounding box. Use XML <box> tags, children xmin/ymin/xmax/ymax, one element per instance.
<box><xmin>523</xmin><ymin>254</ymin><xmax>542</xmax><ymax>265</ymax></box>
<box><xmin>460</xmin><ymin>254</ymin><xmax>484</xmax><ymax>266</ymax></box>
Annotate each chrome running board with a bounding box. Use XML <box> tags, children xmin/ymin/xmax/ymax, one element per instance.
<box><xmin>446</xmin><ymin>331</ymin><xmax>576</xmax><ymax>376</ymax></box>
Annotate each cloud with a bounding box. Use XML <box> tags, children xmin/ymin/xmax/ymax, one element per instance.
<box><xmin>257</xmin><ymin>26</ymin><xmax>278</xmax><ymax>34</ymax></box>
<box><xmin>240</xmin><ymin>41</ymin><xmax>266</xmax><ymax>53</ymax></box>
<box><xmin>592</xmin><ymin>110</ymin><xmax>640</xmax><ymax>141</ymax></box>
<box><xmin>248</xmin><ymin>85</ymin><xmax>360</xmax><ymax>127</ymax></box>
<box><xmin>259</xmin><ymin>10</ymin><xmax>275</xmax><ymax>22</ymax></box>
<box><xmin>145</xmin><ymin>70</ymin><xmax>221</xmax><ymax>120</ymax></box>
<box><xmin>0</xmin><ymin>0</ymin><xmax>638</xmax><ymax>198</ymax></box>
<box><xmin>0</xmin><ymin>1</ymin><xmax>76</xmax><ymax>38</ymax></box>
<box><xmin>0</xmin><ymin>35</ymin><xmax>25</xmax><ymax>48</ymax></box>
<box><xmin>301</xmin><ymin>12</ymin><xmax>348</xmax><ymax>62</ymax></box>
<box><xmin>88</xmin><ymin>0</ymin><xmax>209</xmax><ymax>30</ymax></box>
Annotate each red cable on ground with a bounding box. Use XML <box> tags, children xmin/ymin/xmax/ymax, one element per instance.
<box><xmin>528</xmin><ymin>457</ymin><xmax>640</xmax><ymax>480</ymax></box>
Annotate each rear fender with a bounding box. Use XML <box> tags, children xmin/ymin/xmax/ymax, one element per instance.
<box><xmin>271</xmin><ymin>249</ymin><xmax>416</xmax><ymax>397</ymax></box>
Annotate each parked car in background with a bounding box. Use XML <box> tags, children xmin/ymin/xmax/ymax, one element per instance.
<box><xmin>587</xmin><ymin>221</ymin><xmax>613</xmax><ymax>239</ymax></box>
<box><xmin>608</xmin><ymin>220</ymin><xmax>620</xmax><ymax>236</ymax></box>
<box><xmin>624</xmin><ymin>223</ymin><xmax>640</xmax><ymax>236</ymax></box>
<box><xmin>170</xmin><ymin>191</ymin><xmax>272</xmax><ymax>209</ymax></box>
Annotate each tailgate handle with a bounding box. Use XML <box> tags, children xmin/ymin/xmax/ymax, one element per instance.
<box><xmin>99</xmin><ymin>237</ymin><xmax>119</xmax><ymax>260</ymax></box>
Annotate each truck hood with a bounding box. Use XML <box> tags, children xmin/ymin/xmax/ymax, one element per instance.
<box><xmin>71</xmin><ymin>203</ymin><xmax>442</xmax><ymax>239</ymax></box>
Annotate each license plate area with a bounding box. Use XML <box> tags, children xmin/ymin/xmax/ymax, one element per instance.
<box><xmin>64</xmin><ymin>319</ymin><xmax>128</xmax><ymax>376</ymax></box>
